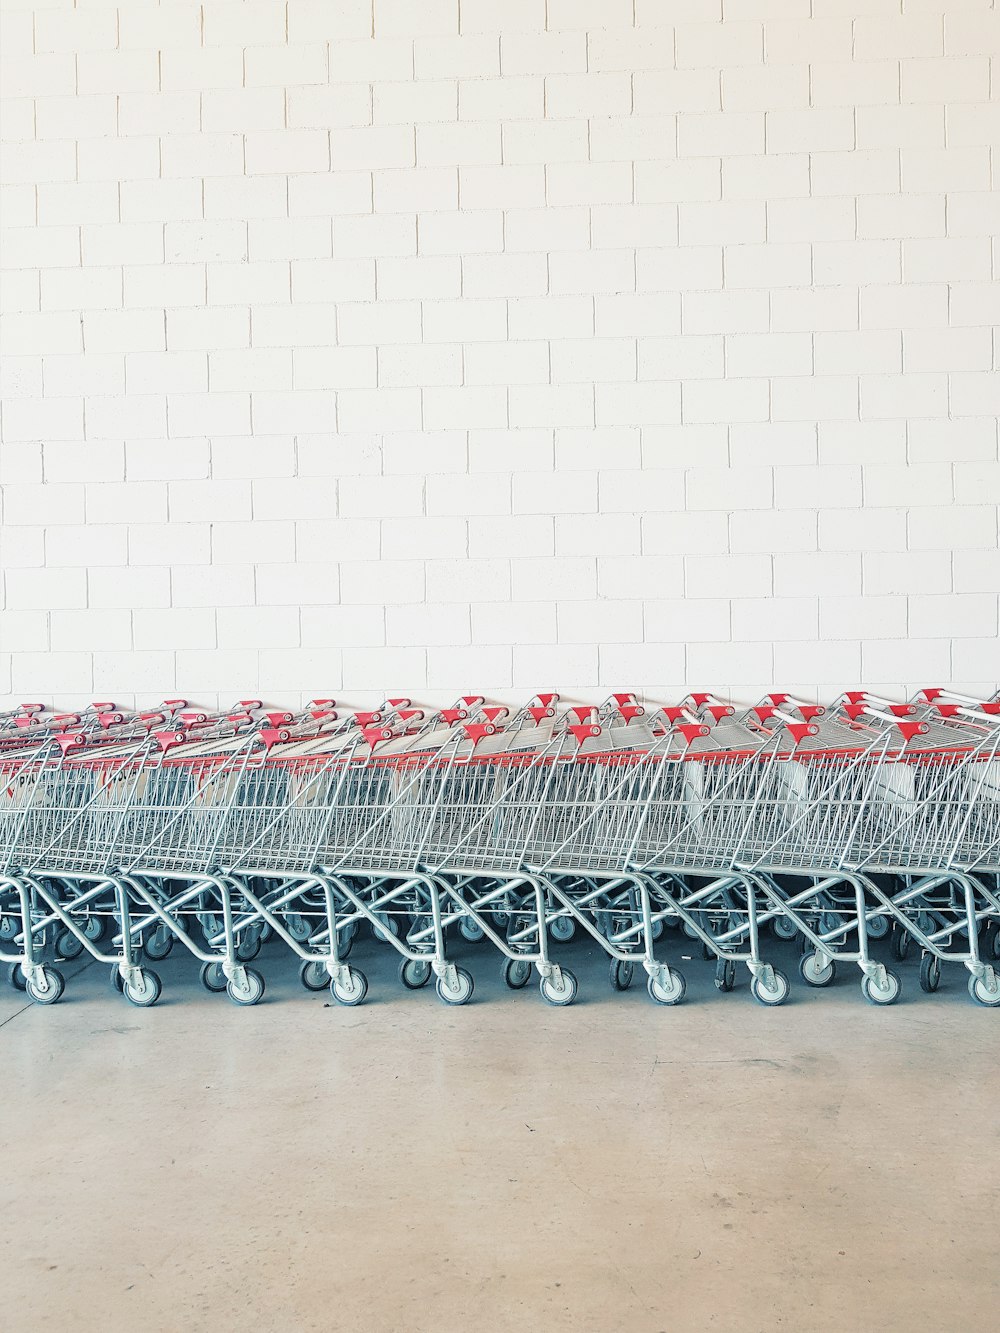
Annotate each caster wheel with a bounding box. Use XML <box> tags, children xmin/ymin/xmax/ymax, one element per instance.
<box><xmin>199</xmin><ymin>960</ymin><xmax>228</xmax><ymax>993</ymax></box>
<box><xmin>436</xmin><ymin>966</ymin><xmax>475</xmax><ymax>1006</ymax></box>
<box><xmin>969</xmin><ymin>970</ymin><xmax>1000</xmax><ymax>1007</ymax></box>
<box><xmin>235</xmin><ymin>932</ymin><xmax>261</xmax><ymax>963</ymax></box>
<box><xmin>682</xmin><ymin>921</ymin><xmax>698</xmax><ymax>940</ymax></box>
<box><xmin>867</xmin><ymin>914</ymin><xmax>889</xmax><ymax>940</ymax></box>
<box><xmin>890</xmin><ymin>925</ymin><xmax>911</xmax><ymax>961</ymax></box>
<box><xmin>373</xmin><ymin>914</ymin><xmax>399</xmax><ymax>942</ymax></box>
<box><xmin>549</xmin><ymin>915</ymin><xmax>575</xmax><ymax>943</ymax></box>
<box><xmin>715</xmin><ymin>958</ymin><xmax>737</xmax><ymax>992</ymax></box>
<box><xmin>919</xmin><ymin>953</ymin><xmax>941</xmax><ymax>994</ymax></box>
<box><xmin>610</xmin><ymin>959</ymin><xmax>634</xmax><ymax>991</ymax></box>
<box><xmin>540</xmin><ymin>969</ymin><xmax>578</xmax><ymax>1007</ymax></box>
<box><xmin>333</xmin><ymin>925</ymin><xmax>355</xmax><ymax>960</ymax></box>
<box><xmin>399</xmin><ymin>957</ymin><xmax>433</xmax><ymax>989</ymax></box>
<box><xmin>651</xmin><ymin>919</ymin><xmax>664</xmax><ymax>941</ymax></box>
<box><xmin>124</xmin><ymin>969</ymin><xmax>161</xmax><ymax>1007</ymax></box>
<box><xmin>0</xmin><ymin>915</ymin><xmax>18</xmax><ymax>941</ymax></box>
<box><xmin>83</xmin><ymin>915</ymin><xmax>106</xmax><ymax>942</ymax></box>
<box><xmin>799</xmin><ymin>952</ymin><xmax>836</xmax><ymax>988</ymax></box>
<box><xmin>299</xmin><ymin>959</ymin><xmax>330</xmax><ymax>991</ymax></box>
<box><xmin>56</xmin><ymin>930</ymin><xmax>84</xmax><ymax>960</ymax></box>
<box><xmin>8</xmin><ymin>962</ymin><xmax>27</xmax><ymax>992</ymax></box>
<box><xmin>110</xmin><ymin>965</ymin><xmax>126</xmax><ymax>993</ymax></box>
<box><xmin>26</xmin><ymin>966</ymin><xmax>65</xmax><ymax>1005</ymax></box>
<box><xmin>459</xmin><ymin>916</ymin><xmax>485</xmax><ymax>943</ymax></box>
<box><xmin>227</xmin><ymin>967</ymin><xmax>265</xmax><ymax>1006</ymax></box>
<box><xmin>648</xmin><ymin>969</ymin><xmax>686</xmax><ymax>1006</ymax></box>
<box><xmin>862</xmin><ymin>969</ymin><xmax>901</xmax><ymax>1006</ymax></box>
<box><xmin>772</xmin><ymin>914</ymin><xmax>798</xmax><ymax>941</ymax></box>
<box><xmin>331</xmin><ymin>967</ymin><xmax>368</xmax><ymax>1006</ymax></box>
<box><xmin>285</xmin><ymin>914</ymin><xmax>311</xmax><ymax>942</ymax></box>
<box><xmin>501</xmin><ymin>957</ymin><xmax>533</xmax><ymax>989</ymax></box>
<box><xmin>144</xmin><ymin>927</ymin><xmax>173</xmax><ymax>962</ymax></box>
<box><xmin>751</xmin><ymin>968</ymin><xmax>790</xmax><ymax>1007</ymax></box>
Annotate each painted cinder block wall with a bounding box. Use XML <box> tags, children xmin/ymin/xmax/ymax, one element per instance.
<box><xmin>0</xmin><ymin>1</ymin><xmax>998</xmax><ymax>709</ymax></box>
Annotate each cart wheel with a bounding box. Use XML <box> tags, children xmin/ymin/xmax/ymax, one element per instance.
<box><xmin>227</xmin><ymin>967</ymin><xmax>265</xmax><ymax>1006</ymax></box>
<box><xmin>399</xmin><ymin>957</ymin><xmax>432</xmax><ymax>989</ymax></box>
<box><xmin>549</xmin><ymin>915</ymin><xmax>575</xmax><ymax>943</ymax></box>
<box><xmin>799</xmin><ymin>952</ymin><xmax>836</xmax><ymax>988</ymax></box>
<box><xmin>459</xmin><ymin>916</ymin><xmax>485</xmax><ymax>943</ymax></box>
<box><xmin>56</xmin><ymin>929</ymin><xmax>84</xmax><ymax>960</ymax></box>
<box><xmin>144</xmin><ymin>927</ymin><xmax>173</xmax><ymax>962</ymax></box>
<box><xmin>0</xmin><ymin>915</ymin><xmax>17</xmax><ymax>941</ymax></box>
<box><xmin>651</xmin><ymin>919</ymin><xmax>664</xmax><ymax>941</ymax></box>
<box><xmin>714</xmin><ymin>958</ymin><xmax>737</xmax><ymax>992</ymax></box>
<box><xmin>647</xmin><ymin>969</ymin><xmax>686</xmax><ymax>1006</ymax></box>
<box><xmin>436</xmin><ymin>966</ymin><xmax>474</xmax><ymax>1006</ymax></box>
<box><xmin>110</xmin><ymin>965</ymin><xmax>126</xmax><ymax>993</ymax></box>
<box><xmin>331</xmin><ymin>967</ymin><xmax>368</xmax><ymax>1006</ymax></box>
<box><xmin>889</xmin><ymin>925</ymin><xmax>911</xmax><ymax>961</ymax></box>
<box><xmin>299</xmin><ymin>959</ymin><xmax>329</xmax><ymax>992</ymax></box>
<box><xmin>968</xmin><ymin>968</ymin><xmax>1000</xmax><ymax>1007</ymax></box>
<box><xmin>540</xmin><ymin>968</ymin><xmax>577</xmax><ymax>1007</ymax></box>
<box><xmin>772</xmin><ymin>914</ymin><xmax>798</xmax><ymax>941</ymax></box>
<box><xmin>124</xmin><ymin>969</ymin><xmax>161</xmax><ymax>1008</ymax></box>
<box><xmin>867</xmin><ymin>914</ymin><xmax>889</xmax><ymax>940</ymax></box>
<box><xmin>83</xmin><ymin>915</ymin><xmax>106</xmax><ymax>942</ymax></box>
<box><xmin>751</xmin><ymin>968</ymin><xmax>790</xmax><ymax>1007</ymax></box>
<box><xmin>501</xmin><ymin>957</ymin><xmax>532</xmax><ymax>990</ymax></box>
<box><xmin>285</xmin><ymin>913</ymin><xmax>311</xmax><ymax>942</ymax></box>
<box><xmin>862</xmin><ymin>969</ymin><xmax>901</xmax><ymax>1006</ymax></box>
<box><xmin>919</xmin><ymin>953</ymin><xmax>941</xmax><ymax>994</ymax></box>
<box><xmin>26</xmin><ymin>966</ymin><xmax>64</xmax><ymax>1006</ymax></box>
<box><xmin>610</xmin><ymin>959</ymin><xmax>634</xmax><ymax>991</ymax></box>
<box><xmin>8</xmin><ymin>962</ymin><xmax>27</xmax><ymax>992</ymax></box>
<box><xmin>235</xmin><ymin>932</ymin><xmax>262</xmax><ymax>963</ymax></box>
<box><xmin>199</xmin><ymin>960</ymin><xmax>227</xmax><ymax>993</ymax></box>
<box><xmin>983</xmin><ymin>923</ymin><xmax>1000</xmax><ymax>962</ymax></box>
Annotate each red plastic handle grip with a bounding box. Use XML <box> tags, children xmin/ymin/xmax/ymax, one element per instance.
<box><xmin>460</xmin><ymin>695</ymin><xmax>485</xmax><ymax>707</ymax></box>
<box><xmin>259</xmin><ymin>727</ymin><xmax>292</xmax><ymax>749</ymax></box>
<box><xmin>238</xmin><ymin>699</ymin><xmax>263</xmax><ymax>710</ymax></box>
<box><xmin>180</xmin><ymin>711</ymin><xmax>208</xmax><ymax>725</ymax></box>
<box><xmin>896</xmin><ymin>720</ymin><xmax>929</xmax><ymax>741</ymax></box>
<box><xmin>619</xmin><ymin>703</ymin><xmax>645</xmax><ymax>722</ymax></box>
<box><xmin>704</xmin><ymin>704</ymin><xmax>733</xmax><ymax>722</ymax></box>
<box><xmin>676</xmin><ymin>722</ymin><xmax>710</xmax><ymax>742</ymax></box>
<box><xmin>56</xmin><ymin>732</ymin><xmax>85</xmax><ymax>753</ymax></box>
<box><xmin>462</xmin><ymin>723</ymin><xmax>498</xmax><ymax>743</ymax></box>
<box><xmin>265</xmin><ymin>711</ymin><xmax>294</xmax><ymax>726</ymax></box>
<box><xmin>162</xmin><ymin>699</ymin><xmax>188</xmax><ymax>709</ymax></box>
<box><xmin>362</xmin><ymin>726</ymin><xmax>393</xmax><ymax>745</ymax></box>
<box><xmin>354</xmin><ymin>711</ymin><xmax>383</xmax><ymax>727</ymax></box>
<box><xmin>396</xmin><ymin>709</ymin><xmax>425</xmax><ymax>723</ymax></box>
<box><xmin>155</xmin><ymin>730</ymin><xmax>186</xmax><ymax>750</ymax></box>
<box><xmin>527</xmin><ymin>705</ymin><xmax>555</xmax><ymax>722</ymax></box>
<box><xmin>309</xmin><ymin>698</ymin><xmax>336</xmax><ymax>707</ymax></box>
<box><xmin>439</xmin><ymin>708</ymin><xmax>468</xmax><ymax>725</ymax></box>
<box><xmin>610</xmin><ymin>693</ymin><xmax>636</xmax><ymax>705</ymax></box>
<box><xmin>98</xmin><ymin>712</ymin><xmax>125</xmax><ymax>727</ymax></box>
<box><xmin>386</xmin><ymin>697</ymin><xmax>411</xmax><ymax>708</ymax></box>
<box><xmin>798</xmin><ymin>705</ymin><xmax>825</xmax><ymax>722</ymax></box>
<box><xmin>786</xmin><ymin>722</ymin><xmax>820</xmax><ymax>743</ymax></box>
<box><xmin>91</xmin><ymin>701</ymin><xmax>116</xmax><ymax>712</ymax></box>
<box><xmin>568</xmin><ymin>723</ymin><xmax>601</xmax><ymax>741</ymax></box>
<box><xmin>534</xmin><ymin>693</ymin><xmax>559</xmax><ymax>707</ymax></box>
<box><xmin>19</xmin><ymin>703</ymin><xmax>45</xmax><ymax>713</ymax></box>
<box><xmin>482</xmin><ymin>706</ymin><xmax>508</xmax><ymax>723</ymax></box>
<box><xmin>570</xmin><ymin>706</ymin><xmax>596</xmax><ymax>724</ymax></box>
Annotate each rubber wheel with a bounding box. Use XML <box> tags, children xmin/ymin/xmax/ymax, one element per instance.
<box><xmin>373</xmin><ymin>914</ymin><xmax>399</xmax><ymax>942</ymax></box>
<box><xmin>969</xmin><ymin>971</ymin><xmax>1000</xmax><ymax>1007</ymax></box>
<box><xmin>459</xmin><ymin>916</ymin><xmax>485</xmax><ymax>943</ymax></box>
<box><xmin>540</xmin><ymin>969</ymin><xmax>578</xmax><ymax>1007</ymax></box>
<box><xmin>110</xmin><ymin>965</ymin><xmax>126</xmax><ymax>993</ymax></box>
<box><xmin>199</xmin><ymin>960</ymin><xmax>228</xmax><ymax>993</ymax></box>
<box><xmin>235</xmin><ymin>932</ymin><xmax>262</xmax><ymax>962</ymax></box>
<box><xmin>799</xmin><ymin>952</ymin><xmax>836</xmax><ymax>988</ymax></box>
<box><xmin>331</xmin><ymin>967</ymin><xmax>368</xmax><ymax>1006</ymax></box>
<box><xmin>124</xmin><ymin>969</ymin><xmax>162</xmax><ymax>1008</ymax></box>
<box><xmin>890</xmin><ymin>925</ymin><xmax>911</xmax><ymax>961</ymax></box>
<box><xmin>772</xmin><ymin>915</ymin><xmax>798</xmax><ymax>940</ymax></box>
<box><xmin>334</xmin><ymin>925</ymin><xmax>355</xmax><ymax>960</ymax></box>
<box><xmin>862</xmin><ymin>969</ymin><xmax>901</xmax><ymax>1006</ymax></box>
<box><xmin>8</xmin><ymin>962</ymin><xmax>27</xmax><ymax>992</ymax></box>
<box><xmin>56</xmin><ymin>930</ymin><xmax>84</xmax><ymax>960</ymax></box>
<box><xmin>549</xmin><ymin>915</ymin><xmax>575</xmax><ymax>943</ymax></box>
<box><xmin>83</xmin><ymin>915</ymin><xmax>106</xmax><ymax>942</ymax></box>
<box><xmin>751</xmin><ymin>968</ymin><xmax>790</xmax><ymax>1007</ymax></box>
<box><xmin>715</xmin><ymin>958</ymin><xmax>737</xmax><ymax>992</ymax></box>
<box><xmin>919</xmin><ymin>953</ymin><xmax>941</xmax><ymax>993</ymax></box>
<box><xmin>501</xmin><ymin>957</ymin><xmax>532</xmax><ymax>989</ymax></box>
<box><xmin>610</xmin><ymin>959</ymin><xmax>634</xmax><ymax>991</ymax></box>
<box><xmin>400</xmin><ymin>957</ymin><xmax>433</xmax><ymax>989</ymax></box>
<box><xmin>26</xmin><ymin>966</ymin><xmax>65</xmax><ymax>1005</ymax></box>
<box><xmin>299</xmin><ymin>959</ymin><xmax>329</xmax><ymax>991</ymax></box>
<box><xmin>867</xmin><ymin>914</ymin><xmax>889</xmax><ymax>940</ymax></box>
<box><xmin>227</xmin><ymin>967</ymin><xmax>265</xmax><ymax>1006</ymax></box>
<box><xmin>144</xmin><ymin>928</ymin><xmax>173</xmax><ymax>961</ymax></box>
<box><xmin>436</xmin><ymin>966</ymin><xmax>474</xmax><ymax>1006</ymax></box>
<box><xmin>285</xmin><ymin>914</ymin><xmax>311</xmax><ymax>942</ymax></box>
<box><xmin>648</xmin><ymin>969</ymin><xmax>686</xmax><ymax>1005</ymax></box>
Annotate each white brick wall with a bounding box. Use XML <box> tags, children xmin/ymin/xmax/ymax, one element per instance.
<box><xmin>1</xmin><ymin>1</ymin><xmax>998</xmax><ymax>708</ymax></box>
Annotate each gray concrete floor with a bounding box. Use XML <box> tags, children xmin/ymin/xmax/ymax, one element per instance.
<box><xmin>1</xmin><ymin>931</ymin><xmax>997</xmax><ymax>1333</ymax></box>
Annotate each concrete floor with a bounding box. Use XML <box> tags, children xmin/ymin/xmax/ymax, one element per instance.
<box><xmin>1</xmin><ymin>932</ymin><xmax>997</xmax><ymax>1333</ymax></box>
